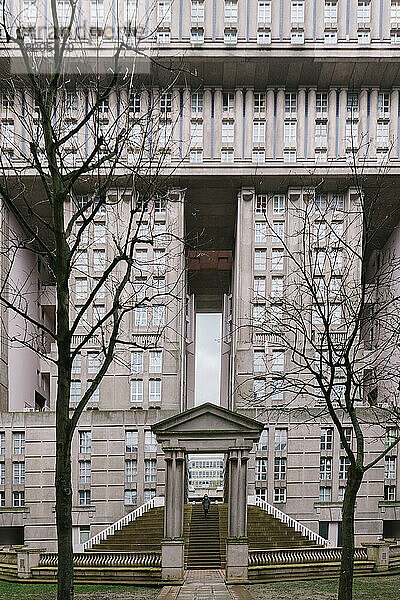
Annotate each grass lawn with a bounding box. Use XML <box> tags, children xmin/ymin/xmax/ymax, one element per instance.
<box><xmin>0</xmin><ymin>582</ymin><xmax>160</xmax><ymax>600</ymax></box>
<box><xmin>247</xmin><ymin>575</ymin><xmax>400</xmax><ymax>600</ymax></box>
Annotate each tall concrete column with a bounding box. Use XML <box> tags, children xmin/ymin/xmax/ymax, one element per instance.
<box><xmin>244</xmin><ymin>89</ymin><xmax>254</xmax><ymax>160</ymax></box>
<box><xmin>389</xmin><ymin>89</ymin><xmax>399</xmax><ymax>158</ymax></box>
<box><xmin>161</xmin><ymin>447</ymin><xmax>185</xmax><ymax>582</ymax></box>
<box><xmin>266</xmin><ymin>89</ymin><xmax>275</xmax><ymax>159</ymax></box>
<box><xmin>338</xmin><ymin>89</ymin><xmax>347</xmax><ymax>159</ymax></box>
<box><xmin>214</xmin><ymin>88</ymin><xmax>223</xmax><ymax>160</ymax></box>
<box><xmin>307</xmin><ymin>88</ymin><xmax>316</xmax><ymax>160</ymax></box>
<box><xmin>359</xmin><ymin>89</ymin><xmax>368</xmax><ymax>158</ymax></box>
<box><xmin>234</xmin><ymin>89</ymin><xmax>244</xmax><ymax>160</ymax></box>
<box><xmin>226</xmin><ymin>447</ymin><xmax>250</xmax><ymax>583</ymax></box>
<box><xmin>182</xmin><ymin>88</ymin><xmax>191</xmax><ymax>161</ymax></box>
<box><xmin>297</xmin><ymin>89</ymin><xmax>306</xmax><ymax>160</ymax></box>
<box><xmin>203</xmin><ymin>88</ymin><xmax>212</xmax><ymax>160</ymax></box>
<box><xmin>276</xmin><ymin>89</ymin><xmax>285</xmax><ymax>159</ymax></box>
<box><xmin>369</xmin><ymin>88</ymin><xmax>378</xmax><ymax>158</ymax></box>
<box><xmin>327</xmin><ymin>88</ymin><xmax>337</xmax><ymax>159</ymax></box>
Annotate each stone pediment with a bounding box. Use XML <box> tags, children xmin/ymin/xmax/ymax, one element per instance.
<box><xmin>152</xmin><ymin>403</ymin><xmax>263</xmax><ymax>438</ymax></box>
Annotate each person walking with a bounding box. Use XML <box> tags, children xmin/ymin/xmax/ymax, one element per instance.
<box><xmin>202</xmin><ymin>493</ymin><xmax>211</xmax><ymax>519</ymax></box>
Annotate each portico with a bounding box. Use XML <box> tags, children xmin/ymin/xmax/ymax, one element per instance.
<box><xmin>152</xmin><ymin>402</ymin><xmax>263</xmax><ymax>583</ymax></box>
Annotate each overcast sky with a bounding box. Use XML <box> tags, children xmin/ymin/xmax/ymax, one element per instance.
<box><xmin>195</xmin><ymin>313</ymin><xmax>222</xmax><ymax>406</ymax></box>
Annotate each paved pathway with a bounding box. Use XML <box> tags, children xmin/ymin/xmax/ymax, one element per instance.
<box><xmin>157</xmin><ymin>570</ymin><xmax>254</xmax><ymax>600</ymax></box>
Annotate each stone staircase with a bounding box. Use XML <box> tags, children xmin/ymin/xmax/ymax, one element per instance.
<box><xmin>186</xmin><ymin>503</ymin><xmax>221</xmax><ymax>569</ymax></box>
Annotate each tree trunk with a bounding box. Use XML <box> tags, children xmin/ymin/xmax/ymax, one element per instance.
<box><xmin>56</xmin><ymin>422</ymin><xmax>73</xmax><ymax>600</ymax></box>
<box><xmin>338</xmin><ymin>464</ymin><xmax>363</xmax><ymax>600</ymax></box>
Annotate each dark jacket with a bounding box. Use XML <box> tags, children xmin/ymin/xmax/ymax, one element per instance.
<box><xmin>202</xmin><ymin>497</ymin><xmax>211</xmax><ymax>510</ymax></box>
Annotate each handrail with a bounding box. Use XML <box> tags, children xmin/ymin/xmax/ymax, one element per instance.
<box><xmin>248</xmin><ymin>495</ymin><xmax>331</xmax><ymax>548</ymax></box>
<box><xmin>83</xmin><ymin>496</ymin><xmax>164</xmax><ymax>550</ymax></box>
<box><xmin>248</xmin><ymin>546</ymin><xmax>368</xmax><ymax>567</ymax></box>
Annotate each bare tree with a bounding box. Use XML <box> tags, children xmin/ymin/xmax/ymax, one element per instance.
<box><xmin>0</xmin><ymin>2</ymin><xmax>189</xmax><ymax>599</ymax></box>
<box><xmin>239</xmin><ymin>164</ymin><xmax>400</xmax><ymax>600</ymax></box>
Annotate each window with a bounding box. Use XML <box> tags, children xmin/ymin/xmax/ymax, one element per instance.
<box><xmin>291</xmin><ymin>30</ymin><xmax>304</xmax><ymax>44</ymax></box>
<box><xmin>0</xmin><ymin>432</ymin><xmax>4</xmax><ymax>455</ymax></box>
<box><xmin>256</xmin><ymin>195</ymin><xmax>267</xmax><ymax>213</ymax></box>
<box><xmin>253</xmin><ymin>304</ymin><xmax>266</xmax><ymax>325</ymax></box>
<box><xmin>254</xmin><ymin>92</ymin><xmax>266</xmax><ymax>112</ymax></box>
<box><xmin>93</xmin><ymin>249</ymin><xmax>105</xmax><ymax>271</ymax></box>
<box><xmin>158</xmin><ymin>0</ymin><xmax>171</xmax><ymax>22</ymax></box>
<box><xmin>145</xmin><ymin>458</ymin><xmax>157</xmax><ymax>482</ymax></box>
<box><xmin>93</xmin><ymin>222</ymin><xmax>105</xmax><ymax>243</ymax></box>
<box><xmin>149</xmin><ymin>379</ymin><xmax>161</xmax><ymax>403</ymax></box>
<box><xmin>153</xmin><ymin>305</ymin><xmax>165</xmax><ymax>326</ymax></box>
<box><xmin>125</xmin><ymin>430</ymin><xmax>138</xmax><ymax>453</ymax></box>
<box><xmin>283</xmin><ymin>150</ymin><xmax>296</xmax><ymax>163</ymax></box>
<box><xmin>357</xmin><ymin>1</ymin><xmax>370</xmax><ymax>23</ymax></box>
<box><xmin>145</xmin><ymin>431</ymin><xmax>157</xmax><ymax>452</ymax></box>
<box><xmin>275</xmin><ymin>429</ymin><xmax>287</xmax><ymax>451</ymax></box>
<box><xmin>57</xmin><ymin>0</ymin><xmax>71</xmax><ymax>24</ymax></box>
<box><xmin>191</xmin><ymin>121</ymin><xmax>203</xmax><ymax>145</ymax></box>
<box><xmin>340</xmin><ymin>427</ymin><xmax>352</xmax><ymax>450</ymax></box>
<box><xmin>90</xmin><ymin>0</ymin><xmax>104</xmax><ymax>24</ymax></box>
<box><xmin>252</xmin><ymin>149</ymin><xmax>266</xmax><ymax>163</ymax></box>
<box><xmin>253</xmin><ymin>121</ymin><xmax>266</xmax><ymax>143</ymax></box>
<box><xmin>257</xmin><ymin>429</ymin><xmax>269</xmax><ymax>451</ymax></box>
<box><xmin>319</xmin><ymin>486</ymin><xmax>332</xmax><ymax>502</ymax></box>
<box><xmin>320</xmin><ymin>457</ymin><xmax>332</xmax><ymax>480</ymax></box>
<box><xmin>0</xmin><ymin>491</ymin><xmax>4</xmax><ymax>507</ymax></box>
<box><xmin>274</xmin><ymin>488</ymin><xmax>286</xmax><ymax>503</ymax></box>
<box><xmin>129</xmin><ymin>92</ymin><xmax>141</xmax><ymax>113</ymax></box>
<box><xmin>358</xmin><ymin>30</ymin><xmax>371</xmax><ymax>44</ymax></box>
<box><xmin>135</xmin><ymin>307</ymin><xmax>147</xmax><ymax>326</ymax></box>
<box><xmin>191</xmin><ymin>92</ymin><xmax>203</xmax><ymax>113</ymax></box>
<box><xmin>13</xmin><ymin>491</ymin><xmax>25</xmax><ymax>507</ymax></box>
<box><xmin>70</xmin><ymin>380</ymin><xmax>81</xmax><ymax>403</ymax></box>
<box><xmin>385</xmin><ymin>456</ymin><xmax>396</xmax><ymax>479</ymax></box>
<box><xmin>225</xmin><ymin>0</ymin><xmax>238</xmax><ymax>22</ymax></box>
<box><xmin>222</xmin><ymin>121</ymin><xmax>234</xmax><ymax>143</ymax></box>
<box><xmin>391</xmin><ymin>30</ymin><xmax>400</xmax><ymax>43</ymax></box>
<box><xmin>13</xmin><ymin>462</ymin><xmax>25</xmax><ymax>484</ymax></box>
<box><xmin>254</xmin><ymin>249</ymin><xmax>267</xmax><ymax>271</ymax></box>
<box><xmin>131</xmin><ymin>379</ymin><xmax>143</xmax><ymax>403</ymax></box>
<box><xmin>79</xmin><ymin>525</ymin><xmax>91</xmax><ymax>545</ymax></box>
<box><xmin>255</xmin><ymin>222</ymin><xmax>267</xmax><ymax>243</ymax></box>
<box><xmin>22</xmin><ymin>0</ymin><xmax>37</xmax><ymax>23</ymax></box>
<box><xmin>88</xmin><ymin>353</ymin><xmax>100</xmax><ymax>374</ymax></box>
<box><xmin>272</xmin><ymin>350</ymin><xmax>284</xmax><ymax>372</ymax></box>
<box><xmin>378</xmin><ymin>92</ymin><xmax>390</xmax><ymax>115</ymax></box>
<box><xmin>191</xmin><ymin>0</ymin><xmax>204</xmax><ymax>21</ymax></box>
<box><xmin>271</xmin><ymin>277</ymin><xmax>283</xmax><ymax>297</ymax></box>
<box><xmin>377</xmin><ymin>149</ymin><xmax>389</xmax><ymax>164</ymax></box>
<box><xmin>339</xmin><ymin>456</ymin><xmax>350</xmax><ymax>480</ymax></box>
<box><xmin>320</xmin><ymin>427</ymin><xmax>333</xmax><ymax>451</ymax></box>
<box><xmin>273</xmin><ymin>195</ymin><xmax>285</xmax><ymax>214</ymax></box>
<box><xmin>256</xmin><ymin>457</ymin><xmax>267</xmax><ymax>480</ymax></box>
<box><xmin>79</xmin><ymin>461</ymin><xmax>91</xmax><ymax>483</ymax></box>
<box><xmin>272</xmin><ymin>249</ymin><xmax>284</xmax><ymax>270</ymax></box>
<box><xmin>284</xmin><ymin>122</ymin><xmax>296</xmax><ymax>146</ymax></box>
<box><xmin>125</xmin><ymin>489</ymin><xmax>137</xmax><ymax>505</ymax></box>
<box><xmin>160</xmin><ymin>93</ymin><xmax>172</xmax><ymax>114</ymax></box>
<box><xmin>257</xmin><ymin>29</ymin><xmax>271</xmax><ymax>44</ymax></box>
<box><xmin>154</xmin><ymin>249</ymin><xmax>166</xmax><ymax>269</ymax></box>
<box><xmin>253</xmin><ymin>276</ymin><xmax>266</xmax><ymax>298</ymax></box>
<box><xmin>125</xmin><ymin>459</ymin><xmax>137</xmax><ymax>482</ymax></box>
<box><xmin>254</xmin><ymin>350</ymin><xmax>266</xmax><ymax>373</ymax></box>
<box><xmin>315</xmin><ymin>194</ymin><xmax>327</xmax><ymax>214</ymax></box>
<box><xmin>392</xmin><ymin>0</ymin><xmax>400</xmax><ymax>21</ymax></box>
<box><xmin>149</xmin><ymin>351</ymin><xmax>162</xmax><ymax>373</ymax></box>
<box><xmin>386</xmin><ymin>427</ymin><xmax>398</xmax><ymax>449</ymax></box>
<box><xmin>75</xmin><ymin>278</ymin><xmax>87</xmax><ymax>300</ymax></box>
<box><xmin>377</xmin><ymin>122</ymin><xmax>389</xmax><ymax>145</ymax></box>
<box><xmin>190</xmin><ymin>150</ymin><xmax>203</xmax><ymax>163</ymax></box>
<box><xmin>315</xmin><ymin>122</ymin><xmax>327</xmax><ymax>147</ymax></box>
<box><xmin>324</xmin><ymin>1</ymin><xmax>337</xmax><ymax>23</ymax></box>
<box><xmin>0</xmin><ymin>463</ymin><xmax>5</xmax><ymax>485</ymax></box>
<box><xmin>221</xmin><ymin>149</ymin><xmax>234</xmax><ymax>162</ymax></box>
<box><xmin>347</xmin><ymin>92</ymin><xmax>359</xmax><ymax>114</ymax></box>
<box><xmin>79</xmin><ymin>432</ymin><xmax>91</xmax><ymax>454</ymax></box>
<box><xmin>258</xmin><ymin>0</ymin><xmax>271</xmax><ymax>22</ymax></box>
<box><xmin>316</xmin><ymin>93</ymin><xmax>328</xmax><ymax>114</ymax></box>
<box><xmin>223</xmin><ymin>92</ymin><xmax>235</xmax><ymax>112</ymax></box>
<box><xmin>274</xmin><ymin>457</ymin><xmax>286</xmax><ymax>480</ymax></box>
<box><xmin>291</xmin><ymin>0</ymin><xmax>304</xmax><ymax>22</ymax></box>
<box><xmin>79</xmin><ymin>490</ymin><xmax>91</xmax><ymax>505</ymax></box>
<box><xmin>13</xmin><ymin>432</ymin><xmax>25</xmax><ymax>455</ymax></box>
<box><xmin>384</xmin><ymin>485</ymin><xmax>396</xmax><ymax>501</ymax></box>
<box><xmin>144</xmin><ymin>489</ymin><xmax>156</xmax><ymax>502</ymax></box>
<box><xmin>191</xmin><ymin>27</ymin><xmax>204</xmax><ymax>43</ymax></box>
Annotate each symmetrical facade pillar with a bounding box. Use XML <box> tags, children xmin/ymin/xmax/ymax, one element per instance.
<box><xmin>161</xmin><ymin>447</ymin><xmax>186</xmax><ymax>582</ymax></box>
<box><xmin>226</xmin><ymin>447</ymin><xmax>250</xmax><ymax>583</ymax></box>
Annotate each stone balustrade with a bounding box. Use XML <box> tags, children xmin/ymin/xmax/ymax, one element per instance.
<box><xmin>248</xmin><ymin>546</ymin><xmax>368</xmax><ymax>567</ymax></box>
<box><xmin>39</xmin><ymin>551</ymin><xmax>161</xmax><ymax>569</ymax></box>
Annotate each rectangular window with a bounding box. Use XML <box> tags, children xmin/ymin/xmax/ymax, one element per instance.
<box><xmin>347</xmin><ymin>92</ymin><xmax>359</xmax><ymax>114</ymax></box>
<box><xmin>222</xmin><ymin>121</ymin><xmax>234</xmax><ymax>143</ymax></box>
<box><xmin>149</xmin><ymin>379</ymin><xmax>161</xmax><ymax>403</ymax></box>
<box><xmin>125</xmin><ymin>459</ymin><xmax>137</xmax><ymax>482</ymax></box>
<box><xmin>149</xmin><ymin>351</ymin><xmax>162</xmax><ymax>373</ymax></box>
<box><xmin>253</xmin><ymin>121</ymin><xmax>266</xmax><ymax>143</ymax></box>
<box><xmin>221</xmin><ymin>149</ymin><xmax>234</xmax><ymax>162</ymax></box>
<box><xmin>272</xmin><ymin>377</ymin><xmax>284</xmax><ymax>402</ymax></box>
<box><xmin>340</xmin><ymin>427</ymin><xmax>352</xmax><ymax>450</ymax></box>
<box><xmin>158</xmin><ymin>0</ymin><xmax>171</xmax><ymax>22</ymax></box>
<box><xmin>144</xmin><ymin>458</ymin><xmax>157</xmax><ymax>482</ymax></box>
<box><xmin>315</xmin><ymin>122</ymin><xmax>327</xmax><ymax>147</ymax></box>
<box><xmin>22</xmin><ymin>0</ymin><xmax>37</xmax><ymax>23</ymax></box>
<box><xmin>377</xmin><ymin>122</ymin><xmax>389</xmax><ymax>145</ymax></box>
<box><xmin>129</xmin><ymin>92</ymin><xmax>141</xmax><ymax>113</ymax></box>
<box><xmin>284</xmin><ymin>121</ymin><xmax>297</xmax><ymax>146</ymax></box>
<box><xmin>271</xmin><ymin>276</ymin><xmax>283</xmax><ymax>297</ymax></box>
<box><xmin>257</xmin><ymin>429</ymin><xmax>268</xmax><ymax>451</ymax></box>
<box><xmin>0</xmin><ymin>432</ymin><xmax>5</xmax><ymax>455</ymax></box>
<box><xmin>274</xmin><ymin>457</ymin><xmax>287</xmax><ymax>480</ymax></box>
<box><xmin>79</xmin><ymin>461</ymin><xmax>91</xmax><ymax>483</ymax></box>
<box><xmin>254</xmin><ymin>92</ymin><xmax>266</xmax><ymax>112</ymax></box>
<box><xmin>13</xmin><ymin>462</ymin><xmax>25</xmax><ymax>484</ymax></box>
<box><xmin>144</xmin><ymin>489</ymin><xmax>157</xmax><ymax>502</ymax></box>
<box><xmin>153</xmin><ymin>305</ymin><xmax>165</xmax><ymax>326</ymax></box>
<box><xmin>253</xmin><ymin>304</ymin><xmax>266</xmax><ymax>325</ymax></box>
<box><xmin>191</xmin><ymin>92</ymin><xmax>203</xmax><ymax>113</ymax></box>
<box><xmin>291</xmin><ymin>0</ymin><xmax>304</xmax><ymax>22</ymax></box>
<box><xmin>160</xmin><ymin>93</ymin><xmax>172</xmax><ymax>114</ymax></box>
<box><xmin>70</xmin><ymin>380</ymin><xmax>81</xmax><ymax>403</ymax></box>
<box><xmin>79</xmin><ymin>431</ymin><xmax>91</xmax><ymax>454</ymax></box>
<box><xmin>275</xmin><ymin>429</ymin><xmax>287</xmax><ymax>451</ymax></box>
<box><xmin>316</xmin><ymin>92</ymin><xmax>328</xmax><ymax>114</ymax></box>
<box><xmin>191</xmin><ymin>0</ymin><xmax>204</xmax><ymax>21</ymax></box>
<box><xmin>190</xmin><ymin>149</ymin><xmax>203</xmax><ymax>163</ymax></box>
<box><xmin>223</xmin><ymin>92</ymin><xmax>235</xmax><ymax>112</ymax></box>
<box><xmin>0</xmin><ymin>463</ymin><xmax>5</xmax><ymax>485</ymax></box>
<box><xmin>272</xmin><ymin>350</ymin><xmax>284</xmax><ymax>372</ymax></box>
<box><xmin>225</xmin><ymin>0</ymin><xmax>238</xmax><ymax>22</ymax></box>
<box><xmin>385</xmin><ymin>456</ymin><xmax>396</xmax><ymax>479</ymax></box>
<box><xmin>76</xmin><ymin>250</ymin><xmax>88</xmax><ymax>272</ymax></box>
<box><xmin>135</xmin><ymin>307</ymin><xmax>147</xmax><ymax>326</ymax></box>
<box><xmin>256</xmin><ymin>195</ymin><xmax>267</xmax><ymax>213</ymax></box>
<box><xmin>254</xmin><ymin>276</ymin><xmax>266</xmax><ymax>297</ymax></box>
<box><xmin>191</xmin><ymin>27</ymin><xmax>204</xmax><ymax>43</ymax></box>
<box><xmin>93</xmin><ymin>249</ymin><xmax>105</xmax><ymax>271</ymax></box>
<box><xmin>320</xmin><ymin>427</ymin><xmax>333</xmax><ymax>451</ymax></box>
<box><xmin>252</xmin><ymin>149</ymin><xmax>265</xmax><ymax>163</ymax></box>
<box><xmin>291</xmin><ymin>29</ymin><xmax>304</xmax><ymax>44</ymax></box>
<box><xmin>126</xmin><ymin>430</ymin><xmax>138</xmax><ymax>453</ymax></box>
<box><xmin>272</xmin><ymin>249</ymin><xmax>284</xmax><ymax>270</ymax></box>
<box><xmin>76</xmin><ymin>278</ymin><xmax>87</xmax><ymax>300</ymax></box>
<box><xmin>131</xmin><ymin>380</ymin><xmax>143</xmax><ymax>403</ymax></box>
<box><xmin>273</xmin><ymin>195</ymin><xmax>285</xmax><ymax>214</ymax></box>
<box><xmin>320</xmin><ymin>457</ymin><xmax>332</xmax><ymax>480</ymax></box>
<box><xmin>324</xmin><ymin>1</ymin><xmax>337</xmax><ymax>23</ymax></box>
<box><xmin>79</xmin><ymin>490</ymin><xmax>91</xmax><ymax>505</ymax></box>
<box><xmin>256</xmin><ymin>457</ymin><xmax>267</xmax><ymax>480</ymax></box>
<box><xmin>391</xmin><ymin>0</ymin><xmax>400</xmax><ymax>21</ymax></box>
<box><xmin>144</xmin><ymin>431</ymin><xmax>157</xmax><ymax>452</ymax></box>
<box><xmin>13</xmin><ymin>491</ymin><xmax>25</xmax><ymax>507</ymax></box>
<box><xmin>378</xmin><ymin>92</ymin><xmax>390</xmax><ymax>115</ymax></box>
<box><xmin>385</xmin><ymin>427</ymin><xmax>398</xmax><ymax>449</ymax></box>
<box><xmin>358</xmin><ymin>30</ymin><xmax>371</xmax><ymax>44</ymax></box>
<box><xmin>131</xmin><ymin>351</ymin><xmax>143</xmax><ymax>374</ymax></box>
<box><xmin>254</xmin><ymin>350</ymin><xmax>266</xmax><ymax>373</ymax></box>
<box><xmin>258</xmin><ymin>0</ymin><xmax>271</xmax><ymax>22</ymax></box>
<box><xmin>125</xmin><ymin>489</ymin><xmax>137</xmax><ymax>505</ymax></box>
<box><xmin>190</xmin><ymin>121</ymin><xmax>203</xmax><ymax>145</ymax></box>
<box><xmin>257</xmin><ymin>29</ymin><xmax>271</xmax><ymax>44</ymax></box>
<box><xmin>88</xmin><ymin>353</ymin><xmax>100</xmax><ymax>374</ymax></box>
<box><xmin>254</xmin><ymin>249</ymin><xmax>267</xmax><ymax>271</ymax></box>
<box><xmin>319</xmin><ymin>486</ymin><xmax>332</xmax><ymax>502</ymax></box>
<box><xmin>315</xmin><ymin>194</ymin><xmax>327</xmax><ymax>213</ymax></box>
<box><xmin>283</xmin><ymin>150</ymin><xmax>296</xmax><ymax>162</ymax></box>
<box><xmin>384</xmin><ymin>485</ymin><xmax>396</xmax><ymax>501</ymax></box>
<box><xmin>339</xmin><ymin>456</ymin><xmax>350</xmax><ymax>480</ymax></box>
<box><xmin>357</xmin><ymin>1</ymin><xmax>370</xmax><ymax>23</ymax></box>
<box><xmin>90</xmin><ymin>0</ymin><xmax>104</xmax><ymax>23</ymax></box>
<box><xmin>0</xmin><ymin>491</ymin><xmax>4</xmax><ymax>506</ymax></box>
<box><xmin>13</xmin><ymin>432</ymin><xmax>25</xmax><ymax>455</ymax></box>
<box><xmin>274</xmin><ymin>488</ymin><xmax>286</xmax><ymax>503</ymax></box>
<box><xmin>255</xmin><ymin>222</ymin><xmax>267</xmax><ymax>243</ymax></box>
<box><xmin>93</xmin><ymin>222</ymin><xmax>106</xmax><ymax>243</ymax></box>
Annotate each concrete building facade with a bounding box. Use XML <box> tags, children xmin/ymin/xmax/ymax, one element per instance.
<box><xmin>0</xmin><ymin>0</ymin><xmax>399</xmax><ymax>553</ymax></box>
